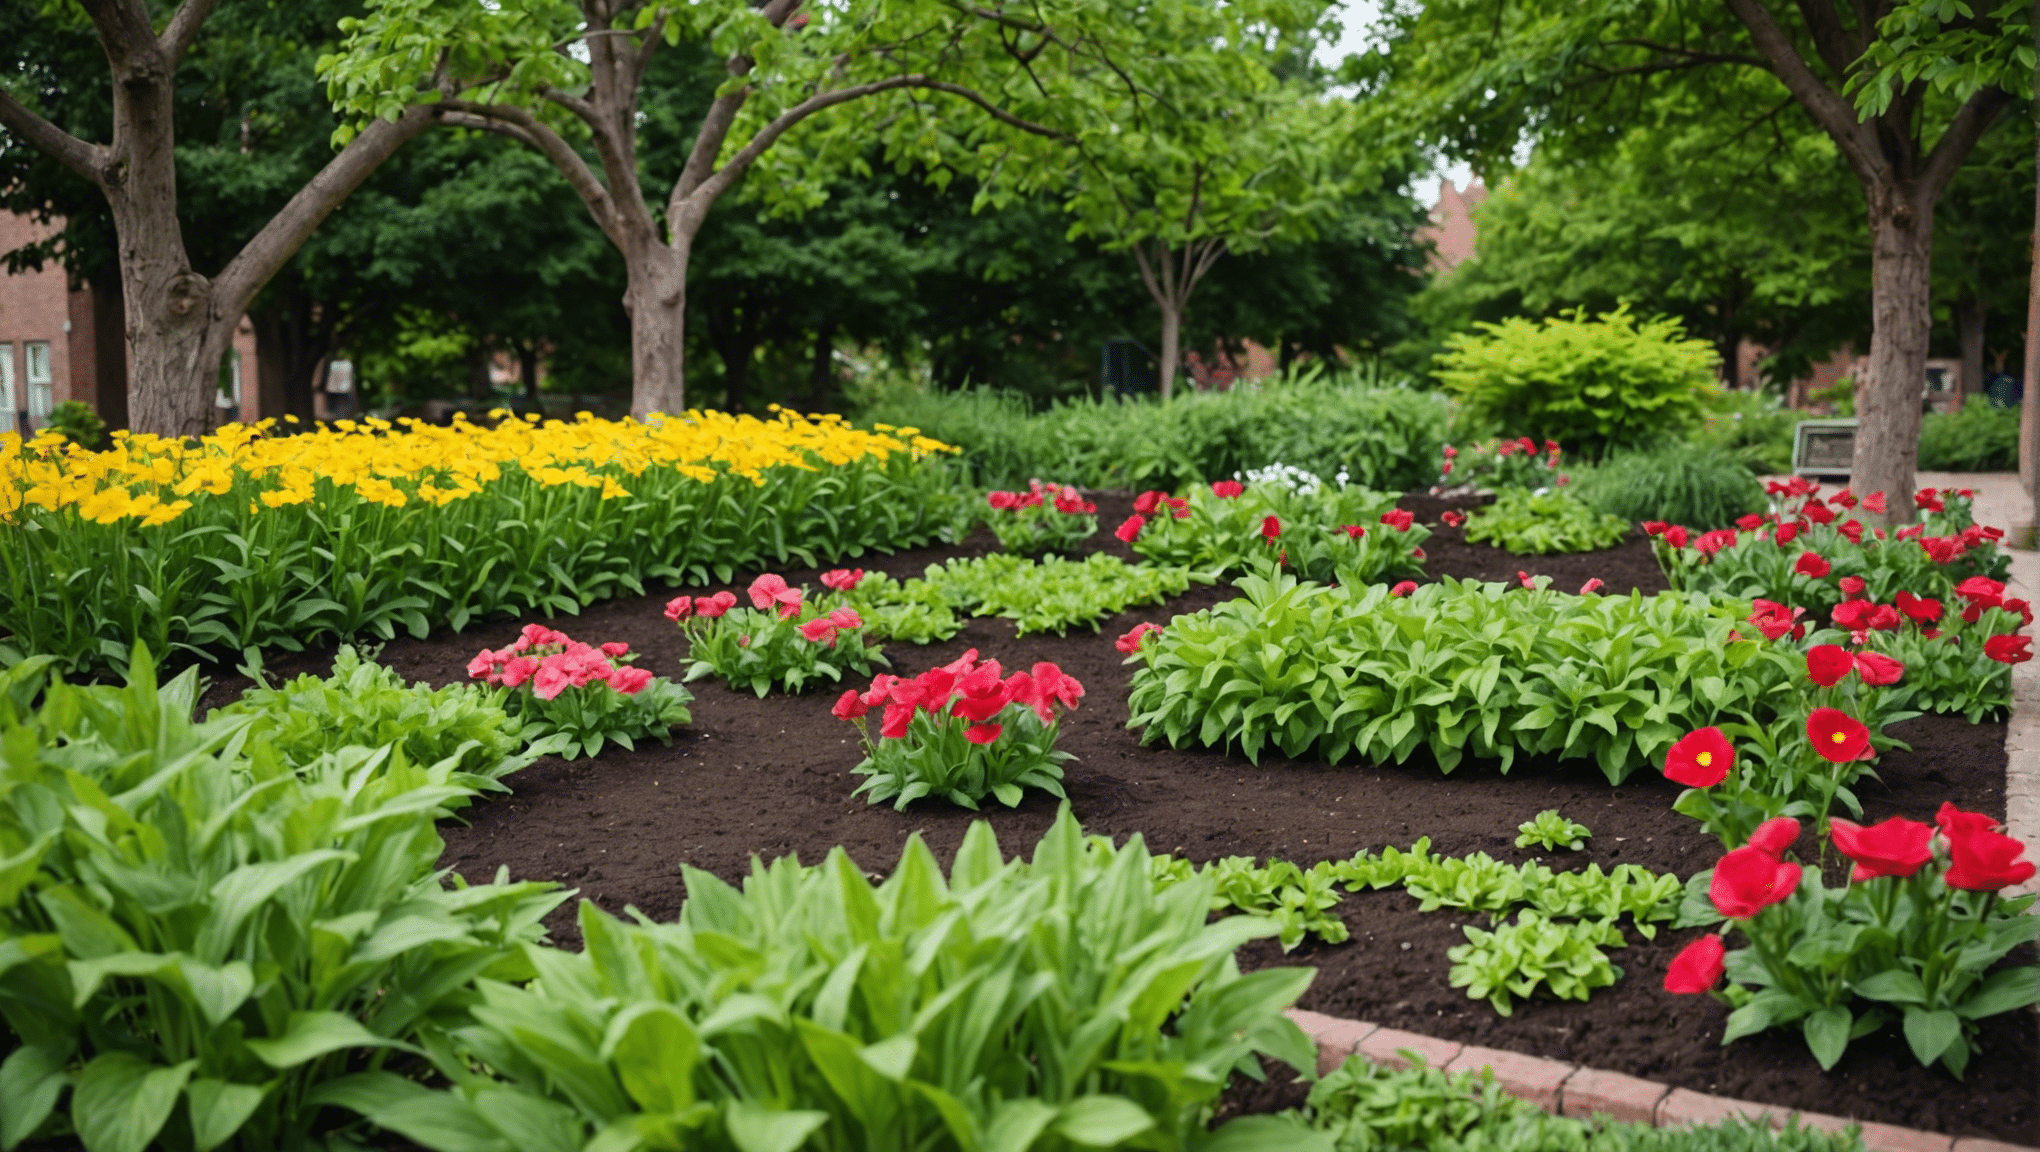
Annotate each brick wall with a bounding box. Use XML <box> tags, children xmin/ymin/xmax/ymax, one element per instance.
<box><xmin>0</xmin><ymin>213</ymin><xmax>82</xmax><ymax>433</ymax></box>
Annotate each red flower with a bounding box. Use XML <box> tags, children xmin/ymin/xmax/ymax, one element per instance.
<box><xmin>1803</xmin><ymin>502</ymin><xmax>1836</xmax><ymax>526</ymax></box>
<box><xmin>1862</xmin><ymin>492</ymin><xmax>1887</xmax><ymax>514</ymax></box>
<box><xmin>1830</xmin><ymin>489</ymin><xmax>1859</xmax><ymax>510</ymax></box>
<box><xmin>820</xmin><ymin>568</ymin><xmax>864</xmax><ymax>591</ymax></box>
<box><xmin>1441</xmin><ymin>461</ymin><xmax>1455</xmax><ymax>476</ymax></box>
<box><xmin>1807</xmin><ymin>708</ymin><xmax>1871</xmax><ymax>762</ymax></box>
<box><xmin>1894</xmin><ymin>591</ymin><xmax>1941</xmax><ymax>623</ymax></box>
<box><xmin>1828</xmin><ymin>816</ymin><xmax>1933</xmax><ymax>882</ymax></box>
<box><xmin>1805</xmin><ymin>645</ymin><xmax>1853</xmax><ymax>687</ymax></box>
<box><xmin>1132</xmin><ymin>491</ymin><xmax>1164</xmax><ymax>515</ymax></box>
<box><xmin>1261</xmin><ymin>515</ymin><xmax>1282</xmax><ymax>540</ymax></box>
<box><xmin>1942</xmin><ymin>823</ymin><xmax>2036</xmax><ymax>892</ymax></box>
<box><xmin>1937</xmin><ymin>802</ymin><xmax>2001</xmax><ymax>838</ymax></box>
<box><xmin>1381</xmin><ymin>508</ymin><xmax>1414</xmax><ymax>532</ymax></box>
<box><xmin>1694</xmin><ymin>529</ymin><xmax>1738</xmax><ymax>557</ymax></box>
<box><xmin>1441</xmin><ymin>510</ymin><xmax>1466</xmax><ymax>528</ymax></box>
<box><xmin>1164</xmin><ymin>496</ymin><xmax>1189</xmax><ymax>518</ymax></box>
<box><xmin>1838</xmin><ymin>576</ymin><xmax>1865</xmax><ymax>597</ymax></box>
<box><xmin>987</xmin><ymin>491</ymin><xmax>1021</xmax><ymax>510</ymax></box>
<box><xmin>1853</xmin><ymin>651</ymin><xmax>1904</xmax><ymax>686</ymax></box>
<box><xmin>1516</xmin><ymin>571</ymin><xmax>1538</xmax><ymax>590</ymax></box>
<box><xmin>1442</xmin><ymin>444</ymin><xmax>1458</xmax><ymax>458</ymax></box>
<box><xmin>2002</xmin><ymin>598</ymin><xmax>2035</xmax><ymax>627</ymax></box>
<box><xmin>1642</xmin><ymin>521</ymin><xmax>1669</xmax><ymax>537</ymax></box>
<box><xmin>1831</xmin><ymin>599</ymin><xmax>1875</xmax><ymax>631</ymax></box>
<box><xmin>1736</xmin><ymin>514</ymin><xmax>1765</xmax><ymax>531</ymax></box>
<box><xmin>663</xmin><ymin>596</ymin><xmax>694</xmax><ymax>622</ymax></box>
<box><xmin>1053</xmin><ymin>489</ymin><xmax>1096</xmax><ymax>515</ymax></box>
<box><xmin>1749</xmin><ymin>817</ymin><xmax>1802</xmax><ymax>857</ymax></box>
<box><xmin>1579</xmin><ymin>577</ymin><xmax>1604</xmax><ymax>595</ymax></box>
<box><xmin>1747</xmin><ymin>599</ymin><xmax>1805</xmax><ymax>641</ymax></box>
<box><xmin>749</xmin><ymin>574</ymin><xmax>804</xmax><ymax>618</ymax></box>
<box><xmin>1710</xmin><ymin>845</ymin><xmax>1804</xmax><ymax>919</ymax></box>
<box><xmin>1774</xmin><ymin>522</ymin><xmax>1801</xmax><ymax>546</ymax></box>
<box><xmin>1115</xmin><ymin>622</ymin><xmax>1164</xmax><ymax>654</ymax></box>
<box><xmin>1663</xmin><ymin>525</ymin><xmax>1690</xmax><ymax>548</ymax></box>
<box><xmin>1895</xmin><ymin>524</ymin><xmax>1924</xmax><ymax>542</ymax></box>
<box><xmin>1664</xmin><ymin>934</ymin><xmax>1727</xmax><ymax>994</ymax></box>
<box><xmin>1663</xmin><ymin>727</ymin><xmax>1733</xmax><ymax>788</ymax></box>
<box><xmin>1954</xmin><ymin>576</ymin><xmax>2006</xmax><ymax>605</ymax></box>
<box><xmin>1115</xmin><ymin>514</ymin><xmax>1147</xmax><ymax>543</ymax></box>
<box><xmin>695</xmin><ymin>591</ymin><xmax>738</xmax><ymax>618</ymax></box>
<box><xmin>1837</xmin><ymin>519</ymin><xmax>1864</xmax><ymax>544</ymax></box>
<box><xmin>1919</xmin><ymin>536</ymin><xmax>1965</xmax><ymax>565</ymax></box>
<box><xmin>1916</xmin><ymin>488</ymin><xmax>1945</xmax><ymax>513</ymax></box>
<box><xmin>832</xmin><ymin>689</ymin><xmax>868</xmax><ymax>720</ymax></box>
<box><xmin>1211</xmin><ymin>480</ymin><xmax>1244</xmax><ymax>499</ymax></box>
<box><xmin>1389</xmin><ymin>581</ymin><xmax>1418</xmax><ymax>597</ymax></box>
<box><xmin>1794</xmin><ymin>552</ymin><xmax>1830</xmax><ymax>578</ymax></box>
<box><xmin>964</xmin><ymin>721</ymin><xmax>1004</xmax><ymax>744</ymax></box>
<box><xmin>1340</xmin><ymin>524</ymin><xmax>1366</xmax><ymax>539</ymax></box>
<box><xmin>1985</xmin><ymin>634</ymin><xmax>2033</xmax><ymax>664</ymax></box>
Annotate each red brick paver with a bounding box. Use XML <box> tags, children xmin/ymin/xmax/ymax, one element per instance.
<box><xmin>1356</xmin><ymin>1025</ymin><xmax>1463</xmax><ymax>1071</ymax></box>
<box><xmin>1444</xmin><ymin>1045</ymin><xmax>1574</xmax><ymax>1112</ymax></box>
<box><xmin>1559</xmin><ymin>1066</ymin><xmax>1671</xmax><ymax>1124</ymax></box>
<box><xmin>1283</xmin><ymin>1009</ymin><xmax>1378</xmax><ymax>1076</ymax></box>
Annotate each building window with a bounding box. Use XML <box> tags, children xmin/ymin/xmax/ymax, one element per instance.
<box><xmin>24</xmin><ymin>341</ymin><xmax>52</xmax><ymax>430</ymax></box>
<box><xmin>0</xmin><ymin>344</ymin><xmax>15</xmax><ymax>435</ymax></box>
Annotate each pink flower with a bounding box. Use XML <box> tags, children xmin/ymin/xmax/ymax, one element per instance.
<box><xmin>467</xmin><ymin>650</ymin><xmax>500</xmax><ymax>681</ymax></box>
<box><xmin>609</xmin><ymin>666</ymin><xmax>653</xmax><ymax>695</ymax></box>
<box><xmin>1211</xmin><ymin>480</ymin><xmax>1244</xmax><ymax>498</ymax></box>
<box><xmin>1516</xmin><ymin>570</ymin><xmax>1537</xmax><ymax>590</ymax></box>
<box><xmin>1861</xmin><ymin>492</ymin><xmax>1887</xmax><ymax>514</ymax></box>
<box><xmin>695</xmin><ymin>591</ymin><xmax>738</xmax><ymax>618</ymax></box>
<box><xmin>500</xmin><ymin>656</ymin><xmax>537</xmax><ymax>688</ymax></box>
<box><xmin>748</xmin><ymin>574</ymin><xmax>804</xmax><ymax>619</ymax></box>
<box><xmin>1852</xmin><ymin>651</ymin><xmax>1904</xmax><ymax>686</ymax></box>
<box><xmin>1116</xmin><ymin>622</ymin><xmax>1164</xmax><ymax>654</ymax></box>
<box><xmin>820</xmin><ymin>568</ymin><xmax>864</xmax><ymax>591</ymax></box>
<box><xmin>798</xmin><ymin>618</ymin><xmax>839</xmax><ymax>647</ymax></box>
<box><xmin>600</xmin><ymin>641</ymin><xmax>630</xmax><ymax>657</ymax></box>
<box><xmin>1579</xmin><ymin>578</ymin><xmax>1604</xmax><ymax>596</ymax></box>
<box><xmin>832</xmin><ymin>689</ymin><xmax>868</xmax><ymax>720</ymax></box>
<box><xmin>987</xmin><ymin>491</ymin><xmax>1022</xmax><ymax>510</ymax></box>
<box><xmin>1838</xmin><ymin>576</ymin><xmax>1865</xmax><ymax>597</ymax></box>
<box><xmin>532</xmin><ymin>660</ymin><xmax>573</xmax><ymax>701</ymax></box>
<box><xmin>664</xmin><ymin>596</ymin><xmax>693</xmax><ymax>622</ymax></box>
<box><xmin>827</xmin><ymin>607</ymin><xmax>862</xmax><ymax>630</ymax></box>
<box><xmin>1389</xmin><ymin>581</ymin><xmax>1418</xmax><ymax>597</ymax></box>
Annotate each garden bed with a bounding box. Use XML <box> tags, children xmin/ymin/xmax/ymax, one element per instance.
<box><xmin>204</xmin><ymin>491</ymin><xmax>2036</xmax><ymax>1145</ymax></box>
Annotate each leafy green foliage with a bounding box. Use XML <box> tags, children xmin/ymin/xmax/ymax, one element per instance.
<box><xmin>0</xmin><ymin>650</ymin><xmax>567</xmax><ymax>1152</ymax></box>
<box><xmin>1150</xmin><ymin>855</ymin><xmax>1355</xmax><ymax>952</ymax></box>
<box><xmin>1125</xmin><ymin>574</ymin><xmax>1765</xmax><ymax>783</ymax></box>
<box><xmin>43</xmin><ymin>401</ymin><xmax>107</xmax><ymax>452</ymax></box>
<box><xmin>1447</xmin><ymin>911</ymin><xmax>1625</xmax><ymax>1016</ymax></box>
<box><xmin>856</xmin><ymin>369</ymin><xmax>1448</xmax><ymax>492</ymax></box>
<box><xmin>509</xmin><ymin>674</ymin><xmax>695</xmax><ymax>761</ymax></box>
<box><xmin>215</xmin><ymin>646</ymin><xmax>542</xmax><ymax>794</ymax></box>
<box><xmin>1690</xmin><ymin>392</ymin><xmax>1801</xmax><ymax>477</ymax></box>
<box><xmin>824</xmin><ymin>573</ymin><xmax>966</xmax><ymax>644</ymax></box>
<box><xmin>1434</xmin><ymin>308</ymin><xmax>1719</xmax><ymax>460</ymax></box>
<box><xmin>841</xmin><ymin>654</ymin><xmax>1080</xmax><ymax>811</ymax></box>
<box><xmin>1918</xmin><ymin>398</ymin><xmax>2020</xmax><ymax>471</ymax></box>
<box><xmin>1463</xmin><ymin>489</ymin><xmax>1629</xmax><ymax>555</ymax></box>
<box><xmin>1516</xmin><ymin>810</ymin><xmax>1592</xmax><ymax>852</ymax></box>
<box><xmin>684</xmin><ymin>602</ymin><xmax>887</xmax><ymax>697</ymax></box>
<box><xmin>1126</xmin><ymin>478</ymin><xmax>1426</xmax><ymax>585</ymax></box>
<box><xmin>1297</xmin><ymin>1057</ymin><xmax>1865</xmax><ymax>1152</ymax></box>
<box><xmin>1571</xmin><ymin>444</ymin><xmax>1770</xmax><ymax>530</ymax></box>
<box><xmin>339</xmin><ymin>809</ymin><xmax>1326</xmax><ymax>1152</ymax></box>
<box><xmin>927</xmin><ymin>553</ymin><xmax>1199</xmax><ymax>636</ymax></box>
<box><xmin>983</xmin><ymin>483</ymin><xmax>1099</xmax><ymax>556</ymax></box>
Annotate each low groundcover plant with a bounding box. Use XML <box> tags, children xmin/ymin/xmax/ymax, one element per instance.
<box><xmin>670</xmin><ymin>572</ymin><xmax>886</xmax><ymax>695</ymax></box>
<box><xmin>837</xmin><ymin>648</ymin><xmax>1083</xmax><ymax>809</ymax></box>
<box><xmin>984</xmin><ymin>480</ymin><xmax>1098</xmax><ymax>554</ymax></box>
<box><xmin>468</xmin><ymin>623</ymin><xmax>692</xmax><ymax>758</ymax></box>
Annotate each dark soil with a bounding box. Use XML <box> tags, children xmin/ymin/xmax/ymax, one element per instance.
<box><xmin>199</xmin><ymin>490</ymin><xmax>2037</xmax><ymax>1144</ymax></box>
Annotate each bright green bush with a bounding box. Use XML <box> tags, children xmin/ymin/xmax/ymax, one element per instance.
<box><xmin>0</xmin><ymin>650</ymin><xmax>567</xmax><ymax>1152</ymax></box>
<box><xmin>1571</xmin><ymin>444</ymin><xmax>1768</xmax><ymax>530</ymax></box>
<box><xmin>44</xmin><ymin>400</ymin><xmax>108</xmax><ymax>451</ymax></box>
<box><xmin>331</xmin><ymin>808</ymin><xmax>1324</xmax><ymax>1152</ymax></box>
<box><xmin>1918</xmin><ymin>398</ymin><xmax>2019</xmax><ymax>471</ymax></box>
<box><xmin>927</xmin><ymin>553</ymin><xmax>1199</xmax><ymax>635</ymax></box>
<box><xmin>1690</xmin><ymin>390</ymin><xmax>1798</xmax><ymax>476</ymax></box>
<box><xmin>215</xmin><ymin>646</ymin><xmax>544</xmax><ymax>792</ymax></box>
<box><xmin>1463</xmin><ymin>489</ymin><xmax>1630</xmax><ymax>554</ymax></box>
<box><xmin>857</xmin><ymin>367</ymin><xmax>1448</xmax><ymax>492</ymax></box>
<box><xmin>1434</xmin><ymin>307</ymin><xmax>1718</xmax><ymax>460</ymax></box>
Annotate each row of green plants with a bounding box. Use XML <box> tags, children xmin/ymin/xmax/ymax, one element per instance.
<box><xmin>856</xmin><ymin>368</ymin><xmax>1448</xmax><ymax>493</ymax></box>
<box><xmin>1121</xmin><ymin>478</ymin><xmax>1430</xmax><ymax>585</ymax></box>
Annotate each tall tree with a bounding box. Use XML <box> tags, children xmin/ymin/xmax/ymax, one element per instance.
<box><xmin>0</xmin><ymin>0</ymin><xmax>450</xmax><ymax>435</ymax></box>
<box><xmin>1377</xmin><ymin>0</ymin><xmax>2028</xmax><ymax>515</ymax></box>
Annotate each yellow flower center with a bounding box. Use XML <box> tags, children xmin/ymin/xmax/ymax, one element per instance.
<box><xmin>1831</xmin><ymin>731</ymin><xmax>1846</xmax><ymax>744</ymax></box>
<box><xmin>1695</xmin><ymin>752</ymin><xmax>1712</xmax><ymax>767</ymax></box>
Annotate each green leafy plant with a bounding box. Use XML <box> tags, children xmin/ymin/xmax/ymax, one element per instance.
<box><xmin>1150</xmin><ymin>855</ymin><xmax>1355</xmax><ymax>952</ymax></box>
<box><xmin>1435</xmin><ymin>306</ymin><xmax>1718</xmax><ymax>460</ymax></box>
<box><xmin>674</xmin><ymin>574</ymin><xmax>887</xmax><ymax>696</ymax></box>
<box><xmin>1689</xmin><ymin>390</ymin><xmax>1799</xmax><ymax>477</ymax></box>
<box><xmin>0</xmin><ymin>649</ymin><xmax>568</xmax><ymax>1152</ymax></box>
<box><xmin>1297</xmin><ymin>1056</ymin><xmax>1865</xmax><ymax>1152</ymax></box>
<box><xmin>216</xmin><ymin>646</ymin><xmax>546</xmax><ymax>794</ymax></box>
<box><xmin>1464</xmin><ymin>489</ymin><xmax>1630</xmax><ymax>555</ymax></box>
<box><xmin>1663</xmin><ymin>811</ymin><xmax>2038</xmax><ymax>1077</ymax></box>
<box><xmin>1447</xmin><ymin>910</ymin><xmax>1625</xmax><ymax>1015</ymax></box>
<box><xmin>1918</xmin><ymin>397</ymin><xmax>2019</xmax><ymax>471</ymax></box>
<box><xmin>43</xmin><ymin>400</ymin><xmax>109</xmax><ymax>451</ymax></box>
<box><xmin>1124</xmin><ymin>573</ymin><xmax>1765</xmax><ymax>783</ymax></box>
<box><xmin>1516</xmin><ymin>810</ymin><xmax>1592</xmax><ymax>851</ymax></box>
<box><xmin>468</xmin><ymin>625</ymin><xmax>693</xmax><ymax>758</ymax></box>
<box><xmin>1121</xmin><ymin>477</ymin><xmax>1423</xmax><ymax>585</ymax></box>
<box><xmin>1435</xmin><ymin>435</ymin><xmax>1568</xmax><ymax>492</ymax></box>
<box><xmin>928</xmin><ymin>552</ymin><xmax>1199</xmax><ymax>636</ymax></box>
<box><xmin>984</xmin><ymin>481</ymin><xmax>1099</xmax><ymax>555</ymax></box>
<box><xmin>835</xmin><ymin>651</ymin><xmax>1081</xmax><ymax>810</ymax></box>
<box><xmin>331</xmin><ymin>807</ymin><xmax>1325</xmax><ymax>1152</ymax></box>
<box><xmin>821</xmin><ymin>569</ymin><xmax>966</xmax><ymax>644</ymax></box>
<box><xmin>1570</xmin><ymin>443</ymin><xmax>1770</xmax><ymax>530</ymax></box>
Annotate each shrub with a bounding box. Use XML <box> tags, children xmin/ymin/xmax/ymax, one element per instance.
<box><xmin>44</xmin><ymin>399</ymin><xmax>108</xmax><ymax>451</ymax></box>
<box><xmin>673</xmin><ymin>574</ymin><xmax>886</xmax><ymax>696</ymax></box>
<box><xmin>1918</xmin><ymin>397</ymin><xmax>2019</xmax><ymax>471</ymax></box>
<box><xmin>468</xmin><ymin>624</ymin><xmax>693</xmax><ymax>757</ymax></box>
<box><xmin>1435</xmin><ymin>307</ymin><xmax>1718</xmax><ymax>460</ymax></box>
<box><xmin>1571</xmin><ymin>444</ymin><xmax>1769</xmax><ymax>530</ymax></box>
<box><xmin>1690</xmin><ymin>390</ymin><xmax>1798</xmax><ymax>476</ymax></box>
<box><xmin>928</xmin><ymin>552</ymin><xmax>1200</xmax><ymax>635</ymax></box>
<box><xmin>822</xmin><ymin>569</ymin><xmax>966</xmax><ymax>643</ymax></box>
<box><xmin>329</xmin><ymin>809</ymin><xmax>1323</xmax><ymax>1152</ymax></box>
<box><xmin>1463</xmin><ymin>489</ymin><xmax>1630</xmax><ymax>555</ymax></box>
<box><xmin>1122</xmin><ymin>477</ymin><xmax>1424</xmax><ymax>584</ymax></box>
<box><xmin>217</xmin><ymin>645</ymin><xmax>542</xmax><ymax>793</ymax></box>
<box><xmin>0</xmin><ymin>650</ymin><xmax>567</xmax><ymax>1152</ymax></box>
<box><xmin>857</xmin><ymin>366</ymin><xmax>1449</xmax><ymax>492</ymax></box>
<box><xmin>983</xmin><ymin>481</ymin><xmax>1099</xmax><ymax>555</ymax></box>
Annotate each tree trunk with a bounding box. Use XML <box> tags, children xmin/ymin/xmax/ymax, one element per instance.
<box><xmin>466</xmin><ymin>342</ymin><xmax>493</xmax><ymax>401</ymax></box>
<box><xmin>2026</xmin><ymin>0</ymin><xmax>2040</xmax><ymax>516</ymax></box>
<box><xmin>1157</xmin><ymin>297</ymin><xmax>1182</xmax><ymax>400</ymax></box>
<box><xmin>1955</xmin><ymin>290</ymin><xmax>1985</xmax><ymax>403</ymax></box>
<box><xmin>624</xmin><ymin>240</ymin><xmax>690</xmax><ymax>418</ymax></box>
<box><xmin>252</xmin><ymin>294</ymin><xmax>328</xmax><ymax>425</ymax></box>
<box><xmin>807</xmin><ymin>325</ymin><xmax>834</xmax><ymax>412</ymax></box>
<box><xmin>90</xmin><ymin>274</ymin><xmax>129</xmax><ymax>431</ymax></box>
<box><xmin>519</xmin><ymin>342</ymin><xmax>541</xmax><ymax>404</ymax></box>
<box><xmin>1851</xmin><ymin>185</ymin><xmax>1934</xmax><ymax>514</ymax></box>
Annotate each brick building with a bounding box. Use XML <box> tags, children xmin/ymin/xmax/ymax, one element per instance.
<box><xmin>0</xmin><ymin>211</ymin><xmax>260</xmax><ymax>433</ymax></box>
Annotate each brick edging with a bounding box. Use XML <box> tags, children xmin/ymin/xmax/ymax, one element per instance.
<box><xmin>1284</xmin><ymin>1009</ymin><xmax>2039</xmax><ymax>1152</ymax></box>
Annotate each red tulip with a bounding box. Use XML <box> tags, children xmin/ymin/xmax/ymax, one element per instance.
<box><xmin>832</xmin><ymin>689</ymin><xmax>868</xmax><ymax>721</ymax></box>
<box><xmin>1794</xmin><ymin>552</ymin><xmax>1830</xmax><ymax>578</ymax></box>
<box><xmin>1852</xmin><ymin>651</ymin><xmax>1904</xmax><ymax>686</ymax></box>
<box><xmin>1380</xmin><ymin>508</ymin><xmax>1414</xmax><ymax>532</ymax></box>
<box><xmin>1936</xmin><ymin>802</ymin><xmax>2001</xmax><ymax>838</ymax></box>
<box><xmin>1804</xmin><ymin>645</ymin><xmax>1853</xmax><ymax>687</ymax></box>
<box><xmin>1985</xmin><ymin>634</ymin><xmax>2033</xmax><ymax>664</ymax></box>
<box><xmin>1839</xmin><ymin>576</ymin><xmax>1865</xmax><ymax>597</ymax></box>
<box><xmin>1894</xmin><ymin>591</ymin><xmax>1942</xmax><ymax>623</ymax></box>
<box><xmin>1211</xmin><ymin>480</ymin><xmax>1244</xmax><ymax>498</ymax></box>
<box><xmin>1806</xmin><ymin>708</ymin><xmax>1870</xmax><ymax>763</ymax></box>
<box><xmin>1115</xmin><ymin>514</ymin><xmax>1147</xmax><ymax>543</ymax></box>
<box><xmin>1261</xmin><ymin>515</ymin><xmax>1282</xmax><ymax>540</ymax></box>
<box><xmin>1710</xmin><ymin>844</ymin><xmax>1804</xmax><ymax>918</ymax></box>
<box><xmin>1828</xmin><ymin>816</ymin><xmax>1933</xmax><ymax>882</ymax></box>
<box><xmin>1663</xmin><ymin>727</ymin><xmax>1733</xmax><ymax>788</ymax></box>
<box><xmin>1943</xmin><ymin>824</ymin><xmax>2036</xmax><ymax>891</ymax></box>
<box><xmin>1664</xmin><ymin>934</ymin><xmax>1727</xmax><ymax>994</ymax></box>
<box><xmin>964</xmin><ymin>721</ymin><xmax>1004</xmax><ymax>745</ymax></box>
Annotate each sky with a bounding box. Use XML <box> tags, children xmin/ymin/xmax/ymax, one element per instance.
<box><xmin>1319</xmin><ymin>0</ymin><xmax>1476</xmax><ymax>207</ymax></box>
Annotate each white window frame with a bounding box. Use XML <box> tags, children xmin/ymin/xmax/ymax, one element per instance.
<box><xmin>24</xmin><ymin>341</ymin><xmax>52</xmax><ymax>429</ymax></box>
<box><xmin>218</xmin><ymin>349</ymin><xmax>242</xmax><ymax>410</ymax></box>
<box><xmin>0</xmin><ymin>343</ymin><xmax>15</xmax><ymax>435</ymax></box>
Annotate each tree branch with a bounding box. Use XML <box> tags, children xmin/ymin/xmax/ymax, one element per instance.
<box><xmin>1601</xmin><ymin>38</ymin><xmax>1770</xmax><ymax>69</ymax></box>
<box><xmin>440</xmin><ymin>99</ymin><xmax>633</xmax><ymax>245</ymax></box>
<box><xmin>1916</xmin><ymin>87</ymin><xmax>2012</xmax><ymax>204</ymax></box>
<box><xmin>672</xmin><ymin>90</ymin><xmax>749</xmax><ymax>205</ymax></box>
<box><xmin>1720</xmin><ymin>0</ymin><xmax>1884</xmax><ymax>185</ymax></box>
<box><xmin>159</xmin><ymin>0</ymin><xmax>223</xmax><ymax>67</ymax></box>
<box><xmin>1789</xmin><ymin>0</ymin><xmax>1863</xmax><ymax>81</ymax></box>
<box><xmin>0</xmin><ymin>87</ymin><xmax>109</xmax><ymax>185</ymax></box>
<box><xmin>74</xmin><ymin>0</ymin><xmax>160</xmax><ymax>68</ymax></box>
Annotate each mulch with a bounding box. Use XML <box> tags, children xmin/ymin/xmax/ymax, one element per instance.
<box><xmin>198</xmin><ymin>489</ymin><xmax>2037</xmax><ymax>1144</ymax></box>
